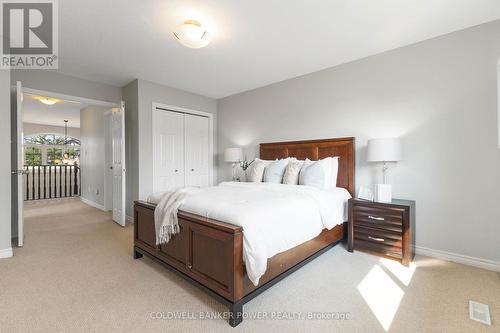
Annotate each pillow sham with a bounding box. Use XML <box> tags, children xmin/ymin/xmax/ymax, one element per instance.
<box><xmin>283</xmin><ymin>159</ymin><xmax>304</xmax><ymax>185</ymax></box>
<box><xmin>246</xmin><ymin>158</ymin><xmax>272</xmax><ymax>182</ymax></box>
<box><xmin>299</xmin><ymin>157</ymin><xmax>333</xmax><ymax>190</ymax></box>
<box><xmin>263</xmin><ymin>159</ymin><xmax>290</xmax><ymax>183</ymax></box>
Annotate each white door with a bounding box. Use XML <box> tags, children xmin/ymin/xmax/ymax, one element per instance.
<box><xmin>111</xmin><ymin>102</ymin><xmax>126</xmax><ymax>227</ymax></box>
<box><xmin>184</xmin><ymin>114</ymin><xmax>209</xmax><ymax>187</ymax></box>
<box><xmin>153</xmin><ymin>110</ymin><xmax>185</xmax><ymax>192</ymax></box>
<box><xmin>14</xmin><ymin>81</ymin><xmax>24</xmax><ymax>246</ymax></box>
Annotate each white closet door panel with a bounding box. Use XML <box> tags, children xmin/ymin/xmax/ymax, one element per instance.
<box><xmin>184</xmin><ymin>114</ymin><xmax>209</xmax><ymax>187</ymax></box>
<box><xmin>153</xmin><ymin>110</ymin><xmax>185</xmax><ymax>192</ymax></box>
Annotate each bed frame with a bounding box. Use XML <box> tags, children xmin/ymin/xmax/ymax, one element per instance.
<box><xmin>133</xmin><ymin>137</ymin><xmax>355</xmax><ymax>327</ymax></box>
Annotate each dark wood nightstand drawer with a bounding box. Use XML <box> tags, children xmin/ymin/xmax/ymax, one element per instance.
<box><xmin>354</xmin><ymin>239</ymin><xmax>403</xmax><ymax>259</ymax></box>
<box><xmin>354</xmin><ymin>225</ymin><xmax>402</xmax><ymax>258</ymax></box>
<box><xmin>353</xmin><ymin>205</ymin><xmax>403</xmax><ymax>226</ymax></box>
<box><xmin>348</xmin><ymin>198</ymin><xmax>415</xmax><ymax>266</ymax></box>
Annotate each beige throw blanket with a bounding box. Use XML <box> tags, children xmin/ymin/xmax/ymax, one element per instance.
<box><xmin>153</xmin><ymin>187</ymin><xmax>200</xmax><ymax>245</ymax></box>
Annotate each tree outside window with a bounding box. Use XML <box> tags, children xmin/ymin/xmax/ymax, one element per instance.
<box><xmin>25</xmin><ymin>146</ymin><xmax>42</xmax><ymax>166</ymax></box>
<box><xmin>47</xmin><ymin>148</ymin><xmax>63</xmax><ymax>165</ymax></box>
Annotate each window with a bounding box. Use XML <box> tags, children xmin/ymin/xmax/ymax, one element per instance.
<box><xmin>24</xmin><ymin>134</ymin><xmax>81</xmax><ymax>146</ymax></box>
<box><xmin>65</xmin><ymin>148</ymin><xmax>81</xmax><ymax>160</ymax></box>
<box><xmin>23</xmin><ymin>134</ymin><xmax>81</xmax><ymax>166</ymax></box>
<box><xmin>25</xmin><ymin>146</ymin><xmax>42</xmax><ymax>166</ymax></box>
<box><xmin>47</xmin><ymin>147</ymin><xmax>63</xmax><ymax>165</ymax></box>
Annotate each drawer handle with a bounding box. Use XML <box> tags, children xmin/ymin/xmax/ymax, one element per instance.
<box><xmin>368</xmin><ymin>215</ymin><xmax>385</xmax><ymax>221</ymax></box>
<box><xmin>368</xmin><ymin>236</ymin><xmax>385</xmax><ymax>242</ymax></box>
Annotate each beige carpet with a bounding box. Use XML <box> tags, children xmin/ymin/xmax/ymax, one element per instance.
<box><xmin>0</xmin><ymin>198</ymin><xmax>498</xmax><ymax>333</ymax></box>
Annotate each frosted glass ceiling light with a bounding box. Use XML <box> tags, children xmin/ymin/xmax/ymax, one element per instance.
<box><xmin>38</xmin><ymin>97</ymin><xmax>58</xmax><ymax>105</ymax></box>
<box><xmin>173</xmin><ymin>20</ymin><xmax>212</xmax><ymax>48</ymax></box>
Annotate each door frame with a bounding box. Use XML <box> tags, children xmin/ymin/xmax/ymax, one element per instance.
<box><xmin>152</xmin><ymin>102</ymin><xmax>215</xmax><ymax>188</ymax></box>
<box><xmin>23</xmin><ymin>88</ymin><xmax>118</xmax><ymax>108</ymax></box>
<box><xmin>11</xmin><ymin>85</ymin><xmax>123</xmax><ymax>250</ymax></box>
<box><xmin>103</xmin><ymin>109</ymin><xmax>114</xmax><ymax>212</ymax></box>
<box><xmin>13</xmin><ymin>81</ymin><xmax>24</xmax><ymax>247</ymax></box>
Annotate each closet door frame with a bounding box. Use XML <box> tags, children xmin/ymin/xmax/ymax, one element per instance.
<box><xmin>152</xmin><ymin>102</ymin><xmax>214</xmax><ymax>188</ymax></box>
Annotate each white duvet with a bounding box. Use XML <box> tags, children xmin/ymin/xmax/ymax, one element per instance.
<box><xmin>149</xmin><ymin>182</ymin><xmax>351</xmax><ymax>286</ymax></box>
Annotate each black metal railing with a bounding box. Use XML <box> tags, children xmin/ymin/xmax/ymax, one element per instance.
<box><xmin>24</xmin><ymin>165</ymin><xmax>81</xmax><ymax>201</ymax></box>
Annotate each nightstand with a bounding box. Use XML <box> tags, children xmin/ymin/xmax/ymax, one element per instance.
<box><xmin>347</xmin><ymin>198</ymin><xmax>415</xmax><ymax>266</ymax></box>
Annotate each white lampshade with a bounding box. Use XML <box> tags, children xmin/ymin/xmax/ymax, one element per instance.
<box><xmin>367</xmin><ymin>138</ymin><xmax>402</xmax><ymax>162</ymax></box>
<box><xmin>224</xmin><ymin>148</ymin><xmax>243</xmax><ymax>163</ymax></box>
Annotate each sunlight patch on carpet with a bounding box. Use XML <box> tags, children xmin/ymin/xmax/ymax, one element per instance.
<box><xmin>357</xmin><ymin>265</ymin><xmax>404</xmax><ymax>331</ymax></box>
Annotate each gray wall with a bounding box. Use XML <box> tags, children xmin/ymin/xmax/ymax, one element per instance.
<box><xmin>12</xmin><ymin>70</ymin><xmax>121</xmax><ymax>104</ymax></box>
<box><xmin>122</xmin><ymin>79</ymin><xmax>217</xmax><ymax>216</ymax></box>
<box><xmin>80</xmin><ymin>106</ymin><xmax>108</xmax><ymax>207</ymax></box>
<box><xmin>23</xmin><ymin>123</ymin><xmax>80</xmax><ymax>138</ymax></box>
<box><xmin>217</xmin><ymin>21</ymin><xmax>500</xmax><ymax>263</ymax></box>
<box><xmin>0</xmin><ymin>69</ymin><xmax>11</xmax><ymax>254</ymax></box>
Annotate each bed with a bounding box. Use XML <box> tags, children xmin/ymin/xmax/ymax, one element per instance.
<box><xmin>133</xmin><ymin>137</ymin><xmax>355</xmax><ymax>327</ymax></box>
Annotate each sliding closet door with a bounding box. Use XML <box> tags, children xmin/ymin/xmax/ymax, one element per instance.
<box><xmin>153</xmin><ymin>110</ymin><xmax>185</xmax><ymax>192</ymax></box>
<box><xmin>184</xmin><ymin>114</ymin><xmax>209</xmax><ymax>187</ymax></box>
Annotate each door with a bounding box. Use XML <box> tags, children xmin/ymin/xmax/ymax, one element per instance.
<box><xmin>184</xmin><ymin>114</ymin><xmax>209</xmax><ymax>187</ymax></box>
<box><xmin>153</xmin><ymin>110</ymin><xmax>185</xmax><ymax>192</ymax></box>
<box><xmin>111</xmin><ymin>102</ymin><xmax>126</xmax><ymax>227</ymax></box>
<box><xmin>11</xmin><ymin>81</ymin><xmax>24</xmax><ymax>247</ymax></box>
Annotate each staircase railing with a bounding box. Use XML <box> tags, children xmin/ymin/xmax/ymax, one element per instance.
<box><xmin>24</xmin><ymin>165</ymin><xmax>81</xmax><ymax>201</ymax></box>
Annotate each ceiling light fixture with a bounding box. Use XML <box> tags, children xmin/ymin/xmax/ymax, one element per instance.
<box><xmin>173</xmin><ymin>20</ymin><xmax>212</xmax><ymax>49</ymax></box>
<box><xmin>38</xmin><ymin>97</ymin><xmax>59</xmax><ymax>105</ymax></box>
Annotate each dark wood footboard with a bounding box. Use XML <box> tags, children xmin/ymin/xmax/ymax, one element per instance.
<box><xmin>134</xmin><ymin>200</ymin><xmax>345</xmax><ymax>326</ymax></box>
<box><xmin>134</xmin><ymin>200</ymin><xmax>244</xmax><ymax>302</ymax></box>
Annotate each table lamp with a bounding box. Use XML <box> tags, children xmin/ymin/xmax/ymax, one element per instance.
<box><xmin>224</xmin><ymin>148</ymin><xmax>243</xmax><ymax>181</ymax></box>
<box><xmin>367</xmin><ymin>138</ymin><xmax>402</xmax><ymax>203</ymax></box>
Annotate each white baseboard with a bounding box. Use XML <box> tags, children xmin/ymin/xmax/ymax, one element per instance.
<box><xmin>80</xmin><ymin>197</ymin><xmax>106</xmax><ymax>211</ymax></box>
<box><xmin>126</xmin><ymin>215</ymin><xmax>134</xmax><ymax>224</ymax></box>
<box><xmin>0</xmin><ymin>248</ymin><xmax>13</xmax><ymax>259</ymax></box>
<box><xmin>415</xmin><ymin>246</ymin><xmax>500</xmax><ymax>272</ymax></box>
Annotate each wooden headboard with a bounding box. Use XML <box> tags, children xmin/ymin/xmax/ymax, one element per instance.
<box><xmin>260</xmin><ymin>137</ymin><xmax>355</xmax><ymax>196</ymax></box>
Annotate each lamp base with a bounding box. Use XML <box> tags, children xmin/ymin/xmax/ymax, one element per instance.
<box><xmin>375</xmin><ymin>184</ymin><xmax>392</xmax><ymax>203</ymax></box>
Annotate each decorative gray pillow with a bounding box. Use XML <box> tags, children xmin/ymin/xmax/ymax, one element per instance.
<box><xmin>263</xmin><ymin>159</ymin><xmax>289</xmax><ymax>183</ymax></box>
<box><xmin>283</xmin><ymin>160</ymin><xmax>304</xmax><ymax>185</ymax></box>
<box><xmin>246</xmin><ymin>158</ymin><xmax>271</xmax><ymax>182</ymax></box>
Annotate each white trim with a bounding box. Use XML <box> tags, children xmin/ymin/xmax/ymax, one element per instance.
<box><xmin>22</xmin><ymin>87</ymin><xmax>119</xmax><ymax>108</ymax></box>
<box><xmin>152</xmin><ymin>102</ymin><xmax>215</xmax><ymax>188</ymax></box>
<box><xmin>0</xmin><ymin>248</ymin><xmax>13</xmax><ymax>259</ymax></box>
<box><xmin>80</xmin><ymin>197</ymin><xmax>106</xmax><ymax>211</ymax></box>
<box><xmin>415</xmin><ymin>246</ymin><xmax>500</xmax><ymax>272</ymax></box>
<box><xmin>126</xmin><ymin>215</ymin><xmax>134</xmax><ymax>224</ymax></box>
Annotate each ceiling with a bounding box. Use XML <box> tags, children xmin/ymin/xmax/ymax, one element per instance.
<box><xmin>57</xmin><ymin>0</ymin><xmax>500</xmax><ymax>98</ymax></box>
<box><xmin>23</xmin><ymin>94</ymin><xmax>84</xmax><ymax>127</ymax></box>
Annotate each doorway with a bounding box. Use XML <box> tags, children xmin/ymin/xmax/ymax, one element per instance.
<box><xmin>11</xmin><ymin>83</ymin><xmax>127</xmax><ymax>249</ymax></box>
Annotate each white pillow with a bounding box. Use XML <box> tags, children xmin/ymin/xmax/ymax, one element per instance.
<box><xmin>299</xmin><ymin>157</ymin><xmax>333</xmax><ymax>190</ymax></box>
<box><xmin>263</xmin><ymin>159</ymin><xmax>289</xmax><ymax>183</ymax></box>
<box><xmin>283</xmin><ymin>160</ymin><xmax>304</xmax><ymax>185</ymax></box>
<box><xmin>330</xmin><ymin>157</ymin><xmax>340</xmax><ymax>189</ymax></box>
<box><xmin>246</xmin><ymin>158</ymin><xmax>272</xmax><ymax>182</ymax></box>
